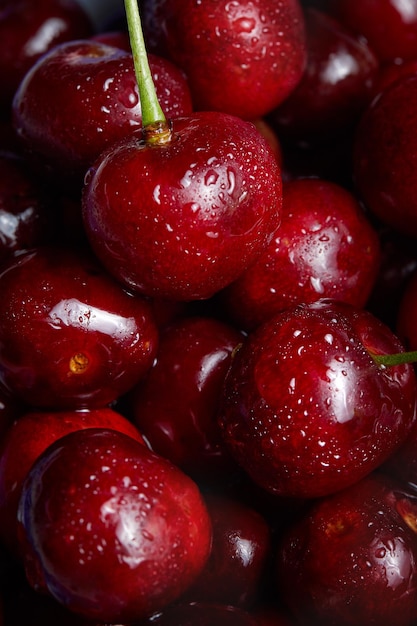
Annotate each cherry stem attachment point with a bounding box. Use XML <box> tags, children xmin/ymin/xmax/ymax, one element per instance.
<box><xmin>371</xmin><ymin>350</ymin><xmax>417</xmax><ymax>367</ymax></box>
<box><xmin>124</xmin><ymin>0</ymin><xmax>171</xmax><ymax>143</ymax></box>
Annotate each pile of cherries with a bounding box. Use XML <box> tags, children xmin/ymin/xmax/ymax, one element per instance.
<box><xmin>2</xmin><ymin>0</ymin><xmax>417</xmax><ymax>624</ymax></box>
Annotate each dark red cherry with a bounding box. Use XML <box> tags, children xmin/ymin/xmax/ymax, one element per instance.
<box><xmin>0</xmin><ymin>150</ymin><xmax>53</xmax><ymax>262</ymax></box>
<box><xmin>218</xmin><ymin>299</ymin><xmax>417</xmax><ymax>499</ymax></box>
<box><xmin>0</xmin><ymin>246</ymin><xmax>158</xmax><ymax>409</ymax></box>
<box><xmin>82</xmin><ymin>111</ymin><xmax>282</xmax><ymax>301</ymax></box>
<box><xmin>0</xmin><ymin>0</ymin><xmax>93</xmax><ymax>113</ymax></box>
<box><xmin>0</xmin><ymin>407</ymin><xmax>145</xmax><ymax>555</ymax></box>
<box><xmin>354</xmin><ymin>74</ymin><xmax>417</xmax><ymax>238</ymax></box>
<box><xmin>329</xmin><ymin>0</ymin><xmax>417</xmax><ymax>63</ymax></box>
<box><xmin>220</xmin><ymin>178</ymin><xmax>380</xmax><ymax>332</ymax></box>
<box><xmin>17</xmin><ymin>428</ymin><xmax>212</xmax><ymax>623</ymax></box>
<box><xmin>12</xmin><ymin>39</ymin><xmax>193</xmax><ymax>188</ymax></box>
<box><xmin>142</xmin><ymin>0</ymin><xmax>307</xmax><ymax>120</ymax></box>
<box><xmin>183</xmin><ymin>493</ymin><xmax>271</xmax><ymax>608</ymax></box>
<box><xmin>130</xmin><ymin>316</ymin><xmax>242</xmax><ymax>482</ymax></box>
<box><xmin>277</xmin><ymin>473</ymin><xmax>417</xmax><ymax>626</ymax></box>
<box><xmin>268</xmin><ymin>8</ymin><xmax>379</xmax><ymax>145</ymax></box>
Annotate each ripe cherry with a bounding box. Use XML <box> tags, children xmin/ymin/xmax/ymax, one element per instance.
<box><xmin>277</xmin><ymin>472</ymin><xmax>417</xmax><ymax>626</ymax></box>
<box><xmin>220</xmin><ymin>178</ymin><xmax>380</xmax><ymax>332</ymax></box>
<box><xmin>0</xmin><ymin>246</ymin><xmax>158</xmax><ymax>409</ymax></box>
<box><xmin>17</xmin><ymin>428</ymin><xmax>212</xmax><ymax>623</ymax></box>
<box><xmin>218</xmin><ymin>299</ymin><xmax>417</xmax><ymax>499</ymax></box>
<box><xmin>142</xmin><ymin>0</ymin><xmax>307</xmax><ymax>120</ymax></box>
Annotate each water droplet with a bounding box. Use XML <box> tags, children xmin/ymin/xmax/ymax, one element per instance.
<box><xmin>233</xmin><ymin>17</ymin><xmax>256</xmax><ymax>33</ymax></box>
<box><xmin>204</xmin><ymin>170</ymin><xmax>219</xmax><ymax>186</ymax></box>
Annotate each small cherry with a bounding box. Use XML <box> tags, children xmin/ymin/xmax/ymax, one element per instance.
<box><xmin>220</xmin><ymin>178</ymin><xmax>381</xmax><ymax>332</ymax></box>
<box><xmin>82</xmin><ymin>0</ymin><xmax>283</xmax><ymax>301</ymax></box>
<box><xmin>0</xmin><ymin>406</ymin><xmax>146</xmax><ymax>555</ymax></box>
<box><xmin>277</xmin><ymin>472</ymin><xmax>417</xmax><ymax>626</ymax></box>
<box><xmin>130</xmin><ymin>316</ymin><xmax>242</xmax><ymax>482</ymax></box>
<box><xmin>17</xmin><ymin>428</ymin><xmax>212</xmax><ymax>623</ymax></box>
<box><xmin>142</xmin><ymin>0</ymin><xmax>307</xmax><ymax>120</ymax></box>
<box><xmin>0</xmin><ymin>246</ymin><xmax>158</xmax><ymax>409</ymax></box>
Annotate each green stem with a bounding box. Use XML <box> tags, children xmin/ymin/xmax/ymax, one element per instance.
<box><xmin>124</xmin><ymin>0</ymin><xmax>171</xmax><ymax>142</ymax></box>
<box><xmin>371</xmin><ymin>351</ymin><xmax>417</xmax><ymax>367</ymax></box>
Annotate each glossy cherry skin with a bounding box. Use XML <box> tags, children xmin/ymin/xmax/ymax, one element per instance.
<box><xmin>268</xmin><ymin>8</ymin><xmax>379</xmax><ymax>145</ymax></box>
<box><xmin>82</xmin><ymin>111</ymin><xmax>282</xmax><ymax>301</ymax></box>
<box><xmin>183</xmin><ymin>493</ymin><xmax>271</xmax><ymax>608</ymax></box>
<box><xmin>277</xmin><ymin>473</ymin><xmax>417</xmax><ymax>626</ymax></box>
<box><xmin>220</xmin><ymin>178</ymin><xmax>381</xmax><ymax>332</ymax></box>
<box><xmin>131</xmin><ymin>316</ymin><xmax>242</xmax><ymax>482</ymax></box>
<box><xmin>142</xmin><ymin>0</ymin><xmax>307</xmax><ymax>120</ymax></box>
<box><xmin>218</xmin><ymin>299</ymin><xmax>417</xmax><ymax>499</ymax></box>
<box><xmin>0</xmin><ymin>407</ymin><xmax>145</xmax><ymax>555</ymax></box>
<box><xmin>0</xmin><ymin>246</ymin><xmax>158</xmax><ymax>409</ymax></box>
<box><xmin>329</xmin><ymin>0</ymin><xmax>417</xmax><ymax>63</ymax></box>
<box><xmin>17</xmin><ymin>428</ymin><xmax>212</xmax><ymax>623</ymax></box>
<box><xmin>12</xmin><ymin>39</ymin><xmax>193</xmax><ymax>188</ymax></box>
<box><xmin>0</xmin><ymin>150</ymin><xmax>53</xmax><ymax>262</ymax></box>
<box><xmin>354</xmin><ymin>74</ymin><xmax>417</xmax><ymax>239</ymax></box>
<box><xmin>0</xmin><ymin>0</ymin><xmax>92</xmax><ymax>113</ymax></box>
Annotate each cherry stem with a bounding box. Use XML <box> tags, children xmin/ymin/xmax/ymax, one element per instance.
<box><xmin>124</xmin><ymin>0</ymin><xmax>172</xmax><ymax>144</ymax></box>
<box><xmin>371</xmin><ymin>350</ymin><xmax>417</xmax><ymax>367</ymax></box>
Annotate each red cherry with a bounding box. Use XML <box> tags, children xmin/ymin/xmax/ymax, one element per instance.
<box><xmin>220</xmin><ymin>178</ymin><xmax>381</xmax><ymax>331</ymax></box>
<box><xmin>0</xmin><ymin>246</ymin><xmax>158</xmax><ymax>409</ymax></box>
<box><xmin>329</xmin><ymin>0</ymin><xmax>417</xmax><ymax>63</ymax></box>
<box><xmin>218</xmin><ymin>299</ymin><xmax>417</xmax><ymax>498</ymax></box>
<box><xmin>82</xmin><ymin>111</ymin><xmax>282</xmax><ymax>301</ymax></box>
<box><xmin>17</xmin><ymin>428</ymin><xmax>212</xmax><ymax>623</ymax></box>
<box><xmin>183</xmin><ymin>493</ymin><xmax>272</xmax><ymax>608</ymax></box>
<box><xmin>277</xmin><ymin>473</ymin><xmax>417</xmax><ymax>626</ymax></box>
<box><xmin>0</xmin><ymin>0</ymin><xmax>93</xmax><ymax>113</ymax></box>
<box><xmin>354</xmin><ymin>74</ymin><xmax>417</xmax><ymax>238</ymax></box>
<box><xmin>268</xmin><ymin>7</ymin><xmax>379</xmax><ymax>145</ymax></box>
<box><xmin>12</xmin><ymin>40</ymin><xmax>193</xmax><ymax>188</ymax></box>
<box><xmin>130</xmin><ymin>316</ymin><xmax>242</xmax><ymax>482</ymax></box>
<box><xmin>142</xmin><ymin>0</ymin><xmax>307</xmax><ymax>120</ymax></box>
<box><xmin>0</xmin><ymin>406</ymin><xmax>145</xmax><ymax>555</ymax></box>
<box><xmin>0</xmin><ymin>150</ymin><xmax>53</xmax><ymax>262</ymax></box>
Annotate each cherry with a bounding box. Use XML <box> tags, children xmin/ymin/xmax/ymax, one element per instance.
<box><xmin>268</xmin><ymin>7</ymin><xmax>379</xmax><ymax>146</ymax></box>
<box><xmin>130</xmin><ymin>316</ymin><xmax>242</xmax><ymax>482</ymax></box>
<box><xmin>142</xmin><ymin>0</ymin><xmax>307</xmax><ymax>120</ymax></box>
<box><xmin>0</xmin><ymin>246</ymin><xmax>158</xmax><ymax>409</ymax></box>
<box><xmin>277</xmin><ymin>472</ymin><xmax>417</xmax><ymax>626</ymax></box>
<box><xmin>0</xmin><ymin>150</ymin><xmax>53</xmax><ymax>263</ymax></box>
<box><xmin>82</xmin><ymin>119</ymin><xmax>282</xmax><ymax>302</ymax></box>
<box><xmin>218</xmin><ymin>299</ymin><xmax>417</xmax><ymax>499</ymax></box>
<box><xmin>328</xmin><ymin>0</ymin><xmax>417</xmax><ymax>63</ymax></box>
<box><xmin>354</xmin><ymin>74</ymin><xmax>417</xmax><ymax>239</ymax></box>
<box><xmin>17</xmin><ymin>427</ymin><xmax>212</xmax><ymax>623</ymax></box>
<box><xmin>0</xmin><ymin>406</ymin><xmax>145</xmax><ymax>555</ymax></box>
<box><xmin>12</xmin><ymin>39</ymin><xmax>193</xmax><ymax>189</ymax></box>
<box><xmin>0</xmin><ymin>0</ymin><xmax>93</xmax><ymax>114</ymax></box>
<box><xmin>220</xmin><ymin>177</ymin><xmax>381</xmax><ymax>332</ymax></box>
<box><xmin>183</xmin><ymin>493</ymin><xmax>272</xmax><ymax>608</ymax></box>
